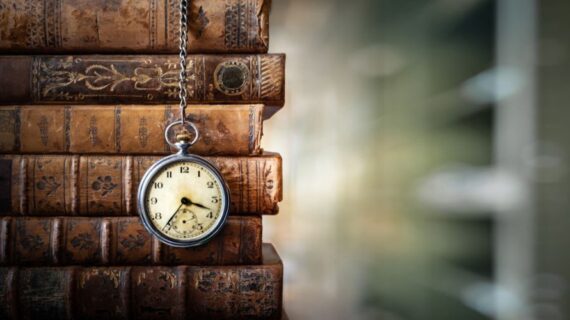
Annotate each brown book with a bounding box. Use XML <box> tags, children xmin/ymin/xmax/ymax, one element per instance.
<box><xmin>0</xmin><ymin>55</ymin><xmax>285</xmax><ymax>116</ymax></box>
<box><xmin>0</xmin><ymin>216</ymin><xmax>261</xmax><ymax>266</ymax></box>
<box><xmin>0</xmin><ymin>244</ymin><xmax>282</xmax><ymax>320</ymax></box>
<box><xmin>0</xmin><ymin>0</ymin><xmax>270</xmax><ymax>53</ymax></box>
<box><xmin>0</xmin><ymin>153</ymin><xmax>281</xmax><ymax>216</ymax></box>
<box><xmin>0</xmin><ymin>104</ymin><xmax>263</xmax><ymax>155</ymax></box>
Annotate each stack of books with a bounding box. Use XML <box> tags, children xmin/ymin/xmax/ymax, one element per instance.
<box><xmin>0</xmin><ymin>0</ymin><xmax>286</xmax><ymax>319</ymax></box>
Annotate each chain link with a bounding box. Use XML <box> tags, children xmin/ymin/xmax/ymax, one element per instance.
<box><xmin>178</xmin><ymin>0</ymin><xmax>189</xmax><ymax>125</ymax></box>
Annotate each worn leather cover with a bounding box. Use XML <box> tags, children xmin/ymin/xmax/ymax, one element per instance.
<box><xmin>0</xmin><ymin>55</ymin><xmax>285</xmax><ymax>115</ymax></box>
<box><xmin>0</xmin><ymin>105</ymin><xmax>263</xmax><ymax>155</ymax></box>
<box><xmin>0</xmin><ymin>0</ymin><xmax>271</xmax><ymax>53</ymax></box>
<box><xmin>0</xmin><ymin>244</ymin><xmax>282</xmax><ymax>320</ymax></box>
<box><xmin>0</xmin><ymin>153</ymin><xmax>281</xmax><ymax>216</ymax></box>
<box><xmin>0</xmin><ymin>216</ymin><xmax>262</xmax><ymax>266</ymax></box>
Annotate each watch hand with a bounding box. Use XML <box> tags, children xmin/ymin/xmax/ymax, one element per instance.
<box><xmin>181</xmin><ymin>196</ymin><xmax>211</xmax><ymax>210</ymax></box>
<box><xmin>162</xmin><ymin>201</ymin><xmax>184</xmax><ymax>231</ymax></box>
<box><xmin>190</xmin><ymin>202</ymin><xmax>211</xmax><ymax>210</ymax></box>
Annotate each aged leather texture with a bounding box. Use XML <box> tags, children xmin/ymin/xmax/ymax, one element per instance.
<box><xmin>0</xmin><ymin>244</ymin><xmax>282</xmax><ymax>320</ymax></box>
<box><xmin>0</xmin><ymin>55</ymin><xmax>285</xmax><ymax>115</ymax></box>
<box><xmin>0</xmin><ymin>153</ymin><xmax>282</xmax><ymax>216</ymax></box>
<box><xmin>0</xmin><ymin>216</ymin><xmax>262</xmax><ymax>266</ymax></box>
<box><xmin>0</xmin><ymin>105</ymin><xmax>263</xmax><ymax>155</ymax></box>
<box><xmin>0</xmin><ymin>0</ymin><xmax>271</xmax><ymax>53</ymax></box>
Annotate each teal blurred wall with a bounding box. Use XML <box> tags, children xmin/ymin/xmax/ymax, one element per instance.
<box><xmin>263</xmin><ymin>0</ymin><xmax>570</xmax><ymax>319</ymax></box>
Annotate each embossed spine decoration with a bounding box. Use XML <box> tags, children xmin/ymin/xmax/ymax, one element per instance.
<box><xmin>0</xmin><ymin>154</ymin><xmax>282</xmax><ymax>216</ymax></box>
<box><xmin>0</xmin><ymin>0</ymin><xmax>270</xmax><ymax>53</ymax></box>
<box><xmin>0</xmin><ymin>216</ymin><xmax>262</xmax><ymax>266</ymax></box>
<box><xmin>0</xmin><ymin>55</ymin><xmax>285</xmax><ymax>110</ymax></box>
<box><xmin>138</xmin><ymin>118</ymin><xmax>149</xmax><ymax>148</ymax></box>
<box><xmin>36</xmin><ymin>116</ymin><xmax>49</xmax><ymax>146</ymax></box>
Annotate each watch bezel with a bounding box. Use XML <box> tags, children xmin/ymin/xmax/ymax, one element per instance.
<box><xmin>137</xmin><ymin>153</ymin><xmax>230</xmax><ymax>248</ymax></box>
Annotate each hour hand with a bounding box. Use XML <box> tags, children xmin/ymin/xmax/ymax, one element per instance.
<box><xmin>191</xmin><ymin>202</ymin><xmax>210</xmax><ymax>210</ymax></box>
<box><xmin>181</xmin><ymin>197</ymin><xmax>210</xmax><ymax>210</ymax></box>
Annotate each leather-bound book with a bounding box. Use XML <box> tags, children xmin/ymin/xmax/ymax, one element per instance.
<box><xmin>0</xmin><ymin>244</ymin><xmax>282</xmax><ymax>320</ymax></box>
<box><xmin>0</xmin><ymin>216</ymin><xmax>262</xmax><ymax>266</ymax></box>
<box><xmin>0</xmin><ymin>55</ymin><xmax>285</xmax><ymax>115</ymax></box>
<box><xmin>0</xmin><ymin>105</ymin><xmax>263</xmax><ymax>155</ymax></box>
<box><xmin>0</xmin><ymin>0</ymin><xmax>271</xmax><ymax>53</ymax></box>
<box><xmin>0</xmin><ymin>153</ymin><xmax>282</xmax><ymax>216</ymax></box>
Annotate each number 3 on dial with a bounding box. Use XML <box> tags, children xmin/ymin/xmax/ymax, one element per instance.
<box><xmin>137</xmin><ymin>155</ymin><xmax>230</xmax><ymax>247</ymax></box>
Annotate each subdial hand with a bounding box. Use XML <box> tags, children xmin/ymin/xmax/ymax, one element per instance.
<box><xmin>181</xmin><ymin>208</ymin><xmax>197</xmax><ymax>221</ymax></box>
<box><xmin>162</xmin><ymin>200</ymin><xmax>185</xmax><ymax>231</ymax></box>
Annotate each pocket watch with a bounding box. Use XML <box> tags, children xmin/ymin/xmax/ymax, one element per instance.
<box><xmin>137</xmin><ymin>0</ymin><xmax>230</xmax><ymax>248</ymax></box>
<box><xmin>137</xmin><ymin>122</ymin><xmax>231</xmax><ymax>247</ymax></box>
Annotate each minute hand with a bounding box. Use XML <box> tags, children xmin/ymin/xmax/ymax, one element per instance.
<box><xmin>162</xmin><ymin>202</ymin><xmax>184</xmax><ymax>231</ymax></box>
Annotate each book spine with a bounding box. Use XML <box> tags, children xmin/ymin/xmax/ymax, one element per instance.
<box><xmin>0</xmin><ymin>0</ymin><xmax>270</xmax><ymax>53</ymax></box>
<box><xmin>0</xmin><ymin>154</ymin><xmax>281</xmax><ymax>216</ymax></box>
<box><xmin>0</xmin><ymin>105</ymin><xmax>263</xmax><ymax>155</ymax></box>
<box><xmin>0</xmin><ymin>55</ymin><xmax>285</xmax><ymax>110</ymax></box>
<box><xmin>0</xmin><ymin>216</ymin><xmax>261</xmax><ymax>266</ymax></box>
<box><xmin>0</xmin><ymin>244</ymin><xmax>282</xmax><ymax>320</ymax></box>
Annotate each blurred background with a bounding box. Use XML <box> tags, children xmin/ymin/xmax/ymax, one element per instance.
<box><xmin>262</xmin><ymin>0</ymin><xmax>570</xmax><ymax>319</ymax></box>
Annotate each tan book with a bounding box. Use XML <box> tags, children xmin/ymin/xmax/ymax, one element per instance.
<box><xmin>0</xmin><ymin>55</ymin><xmax>285</xmax><ymax>116</ymax></box>
<box><xmin>0</xmin><ymin>105</ymin><xmax>263</xmax><ymax>155</ymax></box>
<box><xmin>0</xmin><ymin>216</ymin><xmax>262</xmax><ymax>266</ymax></box>
<box><xmin>0</xmin><ymin>153</ymin><xmax>282</xmax><ymax>216</ymax></box>
<box><xmin>0</xmin><ymin>0</ymin><xmax>271</xmax><ymax>53</ymax></box>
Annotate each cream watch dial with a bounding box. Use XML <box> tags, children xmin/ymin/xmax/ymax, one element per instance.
<box><xmin>142</xmin><ymin>160</ymin><xmax>226</xmax><ymax>241</ymax></box>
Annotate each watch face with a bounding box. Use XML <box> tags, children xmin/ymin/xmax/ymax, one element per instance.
<box><xmin>138</xmin><ymin>155</ymin><xmax>230</xmax><ymax>247</ymax></box>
